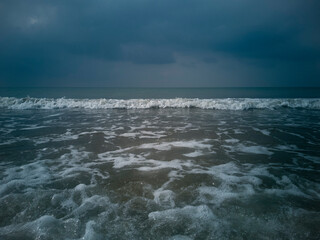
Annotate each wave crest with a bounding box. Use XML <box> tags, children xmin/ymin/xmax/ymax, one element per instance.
<box><xmin>1</xmin><ymin>97</ymin><xmax>320</xmax><ymax>110</ymax></box>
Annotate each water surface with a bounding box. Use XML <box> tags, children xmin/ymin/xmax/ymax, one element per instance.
<box><xmin>0</xmin><ymin>88</ymin><xmax>319</xmax><ymax>239</ymax></box>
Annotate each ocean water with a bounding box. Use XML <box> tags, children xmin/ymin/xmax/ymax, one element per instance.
<box><xmin>0</xmin><ymin>88</ymin><xmax>320</xmax><ymax>239</ymax></box>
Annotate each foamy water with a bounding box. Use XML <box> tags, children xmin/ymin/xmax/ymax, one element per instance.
<box><xmin>1</xmin><ymin>97</ymin><xmax>320</xmax><ymax>110</ymax></box>
<box><xmin>0</xmin><ymin>106</ymin><xmax>320</xmax><ymax>239</ymax></box>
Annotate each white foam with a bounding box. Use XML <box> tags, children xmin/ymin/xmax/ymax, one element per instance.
<box><xmin>45</xmin><ymin>113</ymin><xmax>64</xmax><ymax>118</ymax></box>
<box><xmin>187</xmin><ymin>162</ymin><xmax>266</xmax><ymax>205</ymax></box>
<box><xmin>129</xmin><ymin>125</ymin><xmax>147</xmax><ymax>131</ymax></box>
<box><xmin>143</xmin><ymin>159</ymin><xmax>194</xmax><ymax>171</ymax></box>
<box><xmin>0</xmin><ymin>139</ymin><xmax>19</xmax><ymax>146</ymax></box>
<box><xmin>191</xmin><ymin>160</ymin><xmax>319</xmax><ymax>207</ymax></box>
<box><xmin>148</xmin><ymin>205</ymin><xmax>215</xmax><ymax>222</ymax></box>
<box><xmin>298</xmin><ymin>154</ymin><xmax>320</xmax><ymax>164</ymax></box>
<box><xmin>253</xmin><ymin>127</ymin><xmax>270</xmax><ymax>136</ymax></box>
<box><xmin>224</xmin><ymin>138</ymin><xmax>239</xmax><ymax>143</ymax></box>
<box><xmin>120</xmin><ymin>132</ymin><xmax>140</xmax><ymax>138</ymax></box>
<box><xmin>81</xmin><ymin>220</ymin><xmax>103</xmax><ymax>240</ymax></box>
<box><xmin>98</xmin><ymin>149</ymin><xmax>195</xmax><ymax>171</ymax></box>
<box><xmin>224</xmin><ymin>143</ymin><xmax>273</xmax><ymax>155</ymax></box>
<box><xmin>111</xmin><ymin>154</ymin><xmax>146</xmax><ymax>168</ymax></box>
<box><xmin>139</xmin><ymin>130</ymin><xmax>166</xmax><ymax>138</ymax></box>
<box><xmin>275</xmin><ymin>145</ymin><xmax>298</xmax><ymax>151</ymax></box>
<box><xmin>21</xmin><ymin>125</ymin><xmax>46</xmax><ymax>130</ymax></box>
<box><xmin>237</xmin><ymin>145</ymin><xmax>273</xmax><ymax>155</ymax></box>
<box><xmin>0</xmin><ymin>161</ymin><xmax>51</xmax><ymax>196</ymax></box>
<box><xmin>1</xmin><ymin>97</ymin><xmax>320</xmax><ymax>110</ymax></box>
<box><xmin>233</xmin><ymin>129</ymin><xmax>244</xmax><ymax>134</ymax></box>
<box><xmin>183</xmin><ymin>151</ymin><xmax>205</xmax><ymax>157</ymax></box>
<box><xmin>153</xmin><ymin>189</ymin><xmax>176</xmax><ymax>208</ymax></box>
<box><xmin>139</xmin><ymin>134</ymin><xmax>166</xmax><ymax>139</ymax></box>
<box><xmin>138</xmin><ymin>140</ymin><xmax>211</xmax><ymax>151</ymax></box>
<box><xmin>52</xmin><ymin>130</ymin><xmax>79</xmax><ymax>142</ymax></box>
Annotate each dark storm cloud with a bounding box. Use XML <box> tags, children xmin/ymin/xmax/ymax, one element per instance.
<box><xmin>216</xmin><ymin>28</ymin><xmax>320</xmax><ymax>61</ymax></box>
<box><xmin>0</xmin><ymin>0</ymin><xmax>320</xmax><ymax>86</ymax></box>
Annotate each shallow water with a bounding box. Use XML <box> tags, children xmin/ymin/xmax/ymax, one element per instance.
<box><xmin>0</xmin><ymin>107</ymin><xmax>320</xmax><ymax>239</ymax></box>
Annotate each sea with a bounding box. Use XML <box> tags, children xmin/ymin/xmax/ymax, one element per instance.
<box><xmin>0</xmin><ymin>87</ymin><xmax>320</xmax><ymax>240</ymax></box>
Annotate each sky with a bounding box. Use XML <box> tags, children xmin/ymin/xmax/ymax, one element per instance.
<box><xmin>0</xmin><ymin>0</ymin><xmax>320</xmax><ymax>87</ymax></box>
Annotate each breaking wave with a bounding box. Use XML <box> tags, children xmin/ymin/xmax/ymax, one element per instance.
<box><xmin>1</xmin><ymin>97</ymin><xmax>320</xmax><ymax>110</ymax></box>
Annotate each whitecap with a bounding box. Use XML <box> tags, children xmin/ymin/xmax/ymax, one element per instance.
<box><xmin>1</xmin><ymin>97</ymin><xmax>320</xmax><ymax>110</ymax></box>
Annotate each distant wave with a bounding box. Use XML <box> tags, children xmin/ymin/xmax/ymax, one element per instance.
<box><xmin>1</xmin><ymin>97</ymin><xmax>320</xmax><ymax>110</ymax></box>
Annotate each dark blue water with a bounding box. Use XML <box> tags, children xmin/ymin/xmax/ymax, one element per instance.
<box><xmin>1</xmin><ymin>87</ymin><xmax>320</xmax><ymax>99</ymax></box>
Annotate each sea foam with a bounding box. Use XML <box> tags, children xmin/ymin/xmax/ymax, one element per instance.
<box><xmin>1</xmin><ymin>97</ymin><xmax>320</xmax><ymax>110</ymax></box>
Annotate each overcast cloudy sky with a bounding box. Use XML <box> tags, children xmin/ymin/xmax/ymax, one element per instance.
<box><xmin>0</xmin><ymin>0</ymin><xmax>320</xmax><ymax>87</ymax></box>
